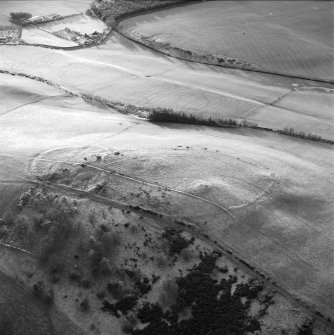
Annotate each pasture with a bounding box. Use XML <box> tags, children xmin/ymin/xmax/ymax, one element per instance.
<box><xmin>0</xmin><ymin>0</ymin><xmax>92</xmax><ymax>17</ymax></box>
<box><xmin>21</xmin><ymin>14</ymin><xmax>107</xmax><ymax>46</ymax></box>
<box><xmin>120</xmin><ymin>1</ymin><xmax>334</xmax><ymax>81</ymax></box>
<box><xmin>29</xmin><ymin>14</ymin><xmax>106</xmax><ymax>35</ymax></box>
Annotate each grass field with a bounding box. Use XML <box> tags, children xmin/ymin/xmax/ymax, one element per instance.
<box><xmin>21</xmin><ymin>28</ymin><xmax>78</xmax><ymax>47</ymax></box>
<box><xmin>0</xmin><ymin>0</ymin><xmax>91</xmax><ymax>18</ymax></box>
<box><xmin>20</xmin><ymin>14</ymin><xmax>107</xmax><ymax>46</ymax></box>
<box><xmin>33</xmin><ymin>14</ymin><xmax>106</xmax><ymax>35</ymax></box>
<box><xmin>0</xmin><ymin>14</ymin><xmax>12</xmax><ymax>26</ymax></box>
<box><xmin>120</xmin><ymin>1</ymin><xmax>334</xmax><ymax>81</ymax></box>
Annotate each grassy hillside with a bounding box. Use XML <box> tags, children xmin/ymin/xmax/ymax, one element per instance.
<box><xmin>119</xmin><ymin>1</ymin><xmax>334</xmax><ymax>81</ymax></box>
<box><xmin>0</xmin><ymin>182</ymin><xmax>315</xmax><ymax>335</ymax></box>
<box><xmin>0</xmin><ymin>272</ymin><xmax>54</xmax><ymax>335</ymax></box>
<box><xmin>1</xmin><ymin>74</ymin><xmax>332</xmax><ymax>333</ymax></box>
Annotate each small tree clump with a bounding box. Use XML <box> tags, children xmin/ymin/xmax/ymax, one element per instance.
<box><xmin>297</xmin><ymin>321</ymin><xmax>314</xmax><ymax>335</ymax></box>
<box><xmin>10</xmin><ymin>12</ymin><xmax>32</xmax><ymax>21</ymax></box>
<box><xmin>162</xmin><ymin>229</ymin><xmax>194</xmax><ymax>256</ymax></box>
<box><xmin>80</xmin><ymin>298</ymin><xmax>90</xmax><ymax>312</ymax></box>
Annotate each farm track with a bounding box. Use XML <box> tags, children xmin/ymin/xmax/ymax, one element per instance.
<box><xmin>0</xmin><ymin>242</ymin><xmax>36</xmax><ymax>257</ymax></box>
<box><xmin>25</xmin><ymin>144</ymin><xmax>280</xmax><ymax>213</ymax></box>
<box><xmin>0</xmin><ymin>94</ymin><xmax>69</xmax><ymax>117</ymax></box>
<box><xmin>54</xmin><ymin>52</ymin><xmax>265</xmax><ymax>107</ymax></box>
<box><xmin>29</xmin><ymin>155</ymin><xmax>235</xmax><ymax>218</ymax></box>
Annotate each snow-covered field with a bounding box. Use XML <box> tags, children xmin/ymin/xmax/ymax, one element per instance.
<box><xmin>20</xmin><ymin>14</ymin><xmax>107</xmax><ymax>46</ymax></box>
<box><xmin>1</xmin><ymin>32</ymin><xmax>333</xmax><ymax>138</ymax></box>
<box><xmin>0</xmin><ymin>0</ymin><xmax>334</xmax><ymax>333</ymax></box>
<box><xmin>36</xmin><ymin>14</ymin><xmax>106</xmax><ymax>35</ymax></box>
<box><xmin>1</xmin><ymin>70</ymin><xmax>334</xmax><ymax>321</ymax></box>
<box><xmin>120</xmin><ymin>1</ymin><xmax>334</xmax><ymax>81</ymax></box>
<box><xmin>0</xmin><ymin>0</ymin><xmax>92</xmax><ymax>17</ymax></box>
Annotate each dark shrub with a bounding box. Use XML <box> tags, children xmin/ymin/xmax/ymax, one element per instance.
<box><xmin>298</xmin><ymin>322</ymin><xmax>314</xmax><ymax>335</ymax></box>
<box><xmin>115</xmin><ymin>294</ymin><xmax>138</xmax><ymax>315</ymax></box>
<box><xmin>107</xmin><ymin>281</ymin><xmax>127</xmax><ymax>299</ymax></box>
<box><xmin>81</xmin><ymin>278</ymin><xmax>92</xmax><ymax>288</ymax></box>
<box><xmin>96</xmin><ymin>290</ymin><xmax>106</xmax><ymax>300</ymax></box>
<box><xmin>10</xmin><ymin>12</ymin><xmax>32</xmax><ymax>20</ymax></box>
<box><xmin>69</xmin><ymin>269</ymin><xmax>82</xmax><ymax>281</ymax></box>
<box><xmin>80</xmin><ymin>298</ymin><xmax>90</xmax><ymax>312</ymax></box>
<box><xmin>162</xmin><ymin>229</ymin><xmax>194</xmax><ymax>256</ymax></box>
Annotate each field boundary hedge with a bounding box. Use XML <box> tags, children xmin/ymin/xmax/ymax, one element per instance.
<box><xmin>111</xmin><ymin>2</ymin><xmax>334</xmax><ymax>84</ymax></box>
<box><xmin>116</xmin><ymin>27</ymin><xmax>334</xmax><ymax>84</ymax></box>
<box><xmin>1</xmin><ymin>69</ymin><xmax>333</xmax><ymax>145</ymax></box>
<box><xmin>148</xmin><ymin>110</ymin><xmax>334</xmax><ymax>144</ymax></box>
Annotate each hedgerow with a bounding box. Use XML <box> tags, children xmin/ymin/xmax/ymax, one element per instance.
<box><xmin>148</xmin><ymin>109</ymin><xmax>334</xmax><ymax>144</ymax></box>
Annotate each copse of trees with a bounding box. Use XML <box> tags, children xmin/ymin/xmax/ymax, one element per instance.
<box><xmin>134</xmin><ymin>253</ymin><xmax>264</xmax><ymax>335</ymax></box>
<box><xmin>148</xmin><ymin>109</ymin><xmax>334</xmax><ymax>144</ymax></box>
<box><xmin>278</xmin><ymin>127</ymin><xmax>333</xmax><ymax>144</ymax></box>
<box><xmin>10</xmin><ymin>12</ymin><xmax>32</xmax><ymax>21</ymax></box>
<box><xmin>161</xmin><ymin>228</ymin><xmax>194</xmax><ymax>255</ymax></box>
<box><xmin>89</xmin><ymin>227</ymin><xmax>122</xmax><ymax>275</ymax></box>
<box><xmin>13</xmin><ymin>187</ymin><xmax>76</xmax><ymax>261</ymax></box>
<box><xmin>148</xmin><ymin>109</ymin><xmax>246</xmax><ymax>128</ymax></box>
<box><xmin>38</xmin><ymin>199</ymin><xmax>75</xmax><ymax>261</ymax></box>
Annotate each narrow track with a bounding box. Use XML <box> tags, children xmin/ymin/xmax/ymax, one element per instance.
<box><xmin>0</xmin><ymin>95</ymin><xmax>63</xmax><ymax>117</ymax></box>
<box><xmin>30</xmin><ymin>156</ymin><xmax>235</xmax><ymax>218</ymax></box>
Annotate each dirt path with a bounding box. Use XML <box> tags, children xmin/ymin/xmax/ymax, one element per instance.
<box><xmin>29</xmin><ymin>155</ymin><xmax>235</xmax><ymax>218</ymax></box>
<box><xmin>0</xmin><ymin>94</ymin><xmax>68</xmax><ymax>117</ymax></box>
